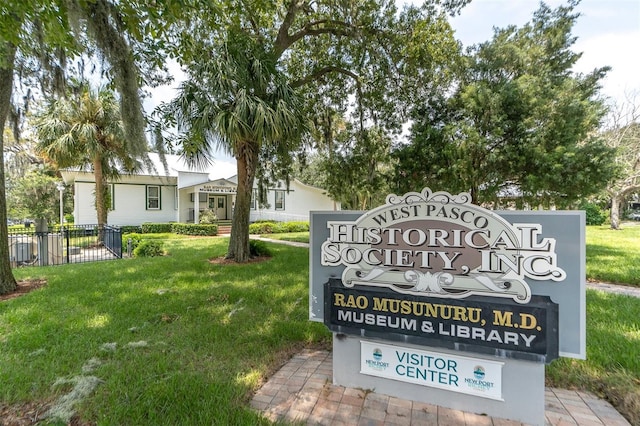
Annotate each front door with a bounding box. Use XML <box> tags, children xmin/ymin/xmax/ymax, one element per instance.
<box><xmin>208</xmin><ymin>195</ymin><xmax>227</xmax><ymax>220</ymax></box>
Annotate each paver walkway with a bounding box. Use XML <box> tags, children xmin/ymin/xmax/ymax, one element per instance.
<box><xmin>251</xmin><ymin>349</ymin><xmax>631</xmax><ymax>426</ymax></box>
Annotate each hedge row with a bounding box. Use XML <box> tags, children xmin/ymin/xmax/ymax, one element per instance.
<box><xmin>172</xmin><ymin>223</ymin><xmax>218</xmax><ymax>236</ymax></box>
<box><xmin>140</xmin><ymin>223</ymin><xmax>173</xmax><ymax>233</ymax></box>
<box><xmin>120</xmin><ymin>225</ymin><xmax>142</xmax><ymax>234</ymax></box>
<box><xmin>122</xmin><ymin>223</ymin><xmax>218</xmax><ymax>236</ymax></box>
<box><xmin>248</xmin><ymin>221</ymin><xmax>309</xmax><ymax>234</ymax></box>
<box><xmin>122</xmin><ymin>220</ymin><xmax>308</xmax><ymax>236</ymax></box>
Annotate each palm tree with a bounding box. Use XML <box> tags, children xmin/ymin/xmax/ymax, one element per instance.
<box><xmin>167</xmin><ymin>39</ymin><xmax>306</xmax><ymax>262</ymax></box>
<box><xmin>34</xmin><ymin>85</ymin><xmax>144</xmax><ymax>241</ymax></box>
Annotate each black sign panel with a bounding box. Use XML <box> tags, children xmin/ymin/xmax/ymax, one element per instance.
<box><xmin>324</xmin><ymin>278</ymin><xmax>559</xmax><ymax>363</ymax></box>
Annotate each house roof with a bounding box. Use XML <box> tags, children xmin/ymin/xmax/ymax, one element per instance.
<box><xmin>59</xmin><ymin>153</ymin><xmax>331</xmax><ymax>198</ymax></box>
<box><xmin>180</xmin><ymin>177</ymin><xmax>238</xmax><ymax>192</ymax></box>
<box><xmin>60</xmin><ymin>152</ymin><xmax>238</xmax><ymax>184</ymax></box>
<box><xmin>145</xmin><ymin>153</ymin><xmax>237</xmax><ymax>180</ymax></box>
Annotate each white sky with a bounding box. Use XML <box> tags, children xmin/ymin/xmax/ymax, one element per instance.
<box><xmin>447</xmin><ymin>0</ymin><xmax>640</xmax><ymax>105</ymax></box>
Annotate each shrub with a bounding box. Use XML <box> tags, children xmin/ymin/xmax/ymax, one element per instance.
<box><xmin>249</xmin><ymin>239</ymin><xmax>272</xmax><ymax>257</ymax></box>
<box><xmin>199</xmin><ymin>209</ymin><xmax>218</xmax><ymax>224</ymax></box>
<box><xmin>141</xmin><ymin>223</ymin><xmax>173</xmax><ymax>233</ymax></box>
<box><xmin>580</xmin><ymin>202</ymin><xmax>607</xmax><ymax>226</ymax></box>
<box><xmin>284</xmin><ymin>221</ymin><xmax>309</xmax><ymax>232</ymax></box>
<box><xmin>172</xmin><ymin>223</ymin><xmax>218</xmax><ymax>236</ymax></box>
<box><xmin>249</xmin><ymin>221</ymin><xmax>275</xmax><ymax>234</ymax></box>
<box><xmin>248</xmin><ymin>221</ymin><xmax>309</xmax><ymax>234</ymax></box>
<box><xmin>133</xmin><ymin>240</ymin><xmax>165</xmax><ymax>257</ymax></box>
<box><xmin>120</xmin><ymin>225</ymin><xmax>142</xmax><ymax>234</ymax></box>
<box><xmin>122</xmin><ymin>233</ymin><xmax>143</xmax><ymax>252</ymax></box>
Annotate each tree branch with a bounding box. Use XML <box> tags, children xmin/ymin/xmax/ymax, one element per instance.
<box><xmin>274</xmin><ymin>0</ymin><xmax>305</xmax><ymax>58</ymax></box>
<box><xmin>273</xmin><ymin>2</ymin><xmax>356</xmax><ymax>59</ymax></box>
<box><xmin>241</xmin><ymin>0</ymin><xmax>267</xmax><ymax>45</ymax></box>
<box><xmin>291</xmin><ymin>65</ymin><xmax>359</xmax><ymax>88</ymax></box>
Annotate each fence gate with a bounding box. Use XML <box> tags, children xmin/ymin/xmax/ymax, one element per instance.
<box><xmin>9</xmin><ymin>224</ymin><xmax>122</xmax><ymax>267</ymax></box>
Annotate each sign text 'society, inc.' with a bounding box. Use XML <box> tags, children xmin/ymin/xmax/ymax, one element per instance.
<box><xmin>320</xmin><ymin>188</ymin><xmax>566</xmax><ymax>304</ymax></box>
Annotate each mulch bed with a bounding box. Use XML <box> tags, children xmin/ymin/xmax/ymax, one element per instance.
<box><xmin>209</xmin><ymin>256</ymin><xmax>270</xmax><ymax>265</ymax></box>
<box><xmin>0</xmin><ymin>279</ymin><xmax>47</xmax><ymax>302</ymax></box>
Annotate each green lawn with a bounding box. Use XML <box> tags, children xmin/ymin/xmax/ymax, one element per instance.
<box><xmin>2</xmin><ymin>237</ymin><xmax>329</xmax><ymax>424</ymax></box>
<box><xmin>585</xmin><ymin>223</ymin><xmax>640</xmax><ymax>286</ymax></box>
<box><xmin>1</xmin><ymin>232</ymin><xmax>639</xmax><ymax>425</ymax></box>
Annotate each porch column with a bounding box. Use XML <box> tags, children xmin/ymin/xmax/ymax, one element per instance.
<box><xmin>194</xmin><ymin>191</ymin><xmax>200</xmax><ymax>224</ymax></box>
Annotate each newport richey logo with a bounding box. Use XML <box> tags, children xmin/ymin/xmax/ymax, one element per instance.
<box><xmin>320</xmin><ymin>188</ymin><xmax>566</xmax><ymax>304</ymax></box>
<box><xmin>465</xmin><ymin>364</ymin><xmax>495</xmax><ymax>393</ymax></box>
<box><xmin>473</xmin><ymin>366</ymin><xmax>485</xmax><ymax>380</ymax></box>
<box><xmin>365</xmin><ymin>348</ymin><xmax>389</xmax><ymax>371</ymax></box>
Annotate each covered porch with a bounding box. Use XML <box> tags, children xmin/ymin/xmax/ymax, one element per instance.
<box><xmin>178</xmin><ymin>178</ymin><xmax>237</xmax><ymax>223</ymax></box>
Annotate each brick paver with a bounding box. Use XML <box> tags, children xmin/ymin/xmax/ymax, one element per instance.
<box><xmin>251</xmin><ymin>349</ymin><xmax>631</xmax><ymax>425</ymax></box>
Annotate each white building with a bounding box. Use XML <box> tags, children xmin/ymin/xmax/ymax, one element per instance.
<box><xmin>60</xmin><ymin>153</ymin><xmax>339</xmax><ymax>226</ymax></box>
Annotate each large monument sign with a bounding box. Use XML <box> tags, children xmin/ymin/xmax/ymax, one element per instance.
<box><xmin>309</xmin><ymin>188</ymin><xmax>585</xmax><ymax>425</ymax></box>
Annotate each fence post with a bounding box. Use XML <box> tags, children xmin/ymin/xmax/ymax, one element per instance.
<box><xmin>35</xmin><ymin>219</ymin><xmax>49</xmax><ymax>266</ymax></box>
<box><xmin>65</xmin><ymin>227</ymin><xmax>69</xmax><ymax>264</ymax></box>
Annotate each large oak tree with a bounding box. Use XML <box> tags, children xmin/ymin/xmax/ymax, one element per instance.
<box><xmin>601</xmin><ymin>95</ymin><xmax>640</xmax><ymax>229</ymax></box>
<box><xmin>161</xmin><ymin>0</ymin><xmax>468</xmax><ymax>262</ymax></box>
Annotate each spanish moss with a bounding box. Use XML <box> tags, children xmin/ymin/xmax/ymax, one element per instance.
<box><xmin>81</xmin><ymin>0</ymin><xmax>148</xmax><ymax>158</ymax></box>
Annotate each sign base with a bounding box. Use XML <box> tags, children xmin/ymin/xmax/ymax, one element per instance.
<box><xmin>332</xmin><ymin>333</ymin><xmax>546</xmax><ymax>425</ymax></box>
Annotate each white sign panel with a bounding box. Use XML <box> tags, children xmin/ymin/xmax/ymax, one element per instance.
<box><xmin>360</xmin><ymin>340</ymin><xmax>503</xmax><ymax>400</ymax></box>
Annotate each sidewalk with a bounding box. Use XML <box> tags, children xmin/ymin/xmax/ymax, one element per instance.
<box><xmin>251</xmin><ymin>349</ymin><xmax>631</xmax><ymax>426</ymax></box>
<box><xmin>586</xmin><ymin>281</ymin><xmax>640</xmax><ymax>298</ymax></box>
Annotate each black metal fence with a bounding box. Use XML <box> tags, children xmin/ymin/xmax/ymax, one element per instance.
<box><xmin>8</xmin><ymin>224</ymin><xmax>123</xmax><ymax>267</ymax></box>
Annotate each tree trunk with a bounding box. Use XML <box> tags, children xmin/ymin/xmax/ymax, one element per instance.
<box><xmin>227</xmin><ymin>141</ymin><xmax>259</xmax><ymax>262</ymax></box>
<box><xmin>93</xmin><ymin>157</ymin><xmax>108</xmax><ymax>243</ymax></box>
<box><xmin>0</xmin><ymin>42</ymin><xmax>18</xmax><ymax>295</ymax></box>
<box><xmin>470</xmin><ymin>185</ymin><xmax>478</xmax><ymax>205</ymax></box>
<box><xmin>610</xmin><ymin>194</ymin><xmax>621</xmax><ymax>230</ymax></box>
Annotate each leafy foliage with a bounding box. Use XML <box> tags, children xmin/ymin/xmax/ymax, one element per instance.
<box><xmin>136</xmin><ymin>223</ymin><xmax>219</xmax><ymax>236</ymax></box>
<box><xmin>122</xmin><ymin>232</ymin><xmax>143</xmax><ymax>252</ymax></box>
<box><xmin>249</xmin><ymin>239</ymin><xmax>272</xmax><ymax>257</ymax></box>
<box><xmin>0</xmin><ymin>0</ymin><xmax>170</xmax><ymax>294</ymax></box>
<box><xmin>580</xmin><ymin>202</ymin><xmax>607</xmax><ymax>226</ymax></box>
<box><xmin>393</xmin><ymin>2</ymin><xmax>615</xmax><ymax>207</ymax></box>
<box><xmin>600</xmin><ymin>97</ymin><xmax>640</xmax><ymax>229</ymax></box>
<box><xmin>34</xmin><ymin>85</ymin><xmax>144</xmax><ymax>234</ymax></box>
<box><xmin>7</xmin><ymin>170</ymin><xmax>61</xmax><ymax>222</ymax></box>
<box><xmin>132</xmin><ymin>240</ymin><xmax>165</xmax><ymax>257</ymax></box>
<box><xmin>198</xmin><ymin>209</ymin><xmax>218</xmax><ymax>224</ymax></box>
<box><xmin>119</xmin><ymin>225</ymin><xmax>142</xmax><ymax>234</ymax></box>
<box><xmin>317</xmin><ymin>126</ymin><xmax>394</xmax><ymax>210</ymax></box>
<box><xmin>172</xmin><ymin>223</ymin><xmax>218</xmax><ymax>236</ymax></box>
<box><xmin>248</xmin><ymin>221</ymin><xmax>309</xmax><ymax>234</ymax></box>
<box><xmin>140</xmin><ymin>223</ymin><xmax>173</xmax><ymax>234</ymax></box>
<box><xmin>160</xmin><ymin>0</ymin><xmax>467</xmax><ymax>261</ymax></box>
